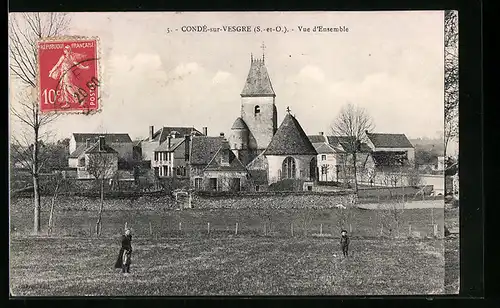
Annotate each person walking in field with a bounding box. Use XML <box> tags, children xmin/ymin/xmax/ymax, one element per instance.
<box><xmin>115</xmin><ymin>228</ymin><xmax>133</xmax><ymax>274</ymax></box>
<box><xmin>340</xmin><ymin>229</ymin><xmax>350</xmax><ymax>258</ymax></box>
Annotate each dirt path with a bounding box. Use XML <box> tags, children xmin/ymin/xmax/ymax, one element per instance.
<box><xmin>356</xmin><ymin>200</ymin><xmax>444</xmax><ymax>210</ymax></box>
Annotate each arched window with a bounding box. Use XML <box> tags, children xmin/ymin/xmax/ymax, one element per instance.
<box><xmin>254</xmin><ymin>105</ymin><xmax>260</xmax><ymax>115</ymax></box>
<box><xmin>282</xmin><ymin>157</ymin><xmax>296</xmax><ymax>179</ymax></box>
<box><xmin>309</xmin><ymin>157</ymin><xmax>317</xmax><ymax>180</ymax></box>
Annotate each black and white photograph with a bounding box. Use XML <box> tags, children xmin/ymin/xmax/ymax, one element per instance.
<box><xmin>9</xmin><ymin>11</ymin><xmax>459</xmax><ymax>296</ymax></box>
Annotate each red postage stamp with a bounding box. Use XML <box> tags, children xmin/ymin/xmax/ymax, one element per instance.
<box><xmin>38</xmin><ymin>38</ymin><xmax>99</xmax><ymax>113</ymax></box>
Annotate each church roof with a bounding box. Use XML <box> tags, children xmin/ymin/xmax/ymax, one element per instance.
<box><xmin>231</xmin><ymin>117</ymin><xmax>248</xmax><ymax>130</ymax></box>
<box><xmin>241</xmin><ymin>58</ymin><xmax>275</xmax><ymax>97</ymax></box>
<box><xmin>308</xmin><ymin>135</ymin><xmax>328</xmax><ymax>144</ymax></box>
<box><xmin>265</xmin><ymin>113</ymin><xmax>317</xmax><ymax>156</ymax></box>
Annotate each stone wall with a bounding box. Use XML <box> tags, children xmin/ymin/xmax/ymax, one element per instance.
<box><xmin>191</xmin><ymin>191</ymin><xmax>355</xmax><ymax>209</ymax></box>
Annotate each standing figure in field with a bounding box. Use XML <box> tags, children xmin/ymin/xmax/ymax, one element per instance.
<box><xmin>115</xmin><ymin>228</ymin><xmax>133</xmax><ymax>274</ymax></box>
<box><xmin>340</xmin><ymin>229</ymin><xmax>350</xmax><ymax>258</ymax></box>
<box><xmin>48</xmin><ymin>45</ymin><xmax>89</xmax><ymax>106</ymax></box>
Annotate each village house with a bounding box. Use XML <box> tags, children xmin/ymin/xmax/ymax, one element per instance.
<box><xmin>365</xmin><ymin>131</ymin><xmax>415</xmax><ymax>163</ymax></box>
<box><xmin>140</xmin><ymin>126</ymin><xmax>204</xmax><ymax>162</ymax></box>
<box><xmin>71</xmin><ymin>136</ymin><xmax>119</xmax><ymax>180</ymax></box>
<box><xmin>151</xmin><ymin>134</ymin><xmax>191</xmax><ymax>179</ymax></box>
<box><xmin>188</xmin><ymin>134</ymin><xmax>249</xmax><ymax>191</ymax></box>
<box><xmin>69</xmin><ymin>133</ymin><xmax>133</xmax><ymax>164</ymax></box>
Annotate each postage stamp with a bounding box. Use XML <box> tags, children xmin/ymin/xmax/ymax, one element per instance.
<box><xmin>37</xmin><ymin>37</ymin><xmax>100</xmax><ymax>113</ymax></box>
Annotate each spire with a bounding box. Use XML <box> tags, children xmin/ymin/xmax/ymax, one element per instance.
<box><xmin>241</xmin><ymin>45</ymin><xmax>275</xmax><ymax>97</ymax></box>
<box><xmin>260</xmin><ymin>42</ymin><xmax>266</xmax><ymax>62</ymax></box>
<box><xmin>251</xmin><ymin>53</ymin><xmax>253</xmax><ymax>62</ymax></box>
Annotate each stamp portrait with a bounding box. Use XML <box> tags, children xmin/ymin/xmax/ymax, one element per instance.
<box><xmin>37</xmin><ymin>38</ymin><xmax>99</xmax><ymax>113</ymax></box>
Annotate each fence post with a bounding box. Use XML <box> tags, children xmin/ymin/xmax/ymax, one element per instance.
<box><xmin>320</xmin><ymin>224</ymin><xmax>323</xmax><ymax>235</ymax></box>
<box><xmin>179</xmin><ymin>222</ymin><xmax>182</xmax><ymax>231</ymax></box>
<box><xmin>125</xmin><ymin>222</ymin><xmax>128</xmax><ymax>231</ymax></box>
<box><xmin>235</xmin><ymin>223</ymin><xmax>238</xmax><ymax>235</ymax></box>
<box><xmin>434</xmin><ymin>224</ymin><xmax>438</xmax><ymax>237</ymax></box>
<box><xmin>349</xmin><ymin>224</ymin><xmax>352</xmax><ymax>233</ymax></box>
<box><xmin>291</xmin><ymin>223</ymin><xmax>294</xmax><ymax>237</ymax></box>
<box><xmin>409</xmin><ymin>224</ymin><xmax>412</xmax><ymax>236</ymax></box>
<box><xmin>207</xmin><ymin>222</ymin><xmax>210</xmax><ymax>235</ymax></box>
<box><xmin>89</xmin><ymin>222</ymin><xmax>92</xmax><ymax>237</ymax></box>
<box><xmin>149</xmin><ymin>222</ymin><xmax>153</xmax><ymax>237</ymax></box>
<box><xmin>380</xmin><ymin>224</ymin><xmax>383</xmax><ymax>236</ymax></box>
<box><xmin>264</xmin><ymin>223</ymin><xmax>267</xmax><ymax>236</ymax></box>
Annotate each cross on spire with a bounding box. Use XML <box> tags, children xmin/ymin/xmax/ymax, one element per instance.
<box><xmin>261</xmin><ymin>42</ymin><xmax>266</xmax><ymax>61</ymax></box>
<box><xmin>286</xmin><ymin>106</ymin><xmax>291</xmax><ymax>113</ymax></box>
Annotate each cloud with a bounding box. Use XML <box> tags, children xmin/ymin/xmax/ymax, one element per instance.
<box><xmin>212</xmin><ymin>71</ymin><xmax>232</xmax><ymax>85</ymax></box>
<box><xmin>296</xmin><ymin>65</ymin><xmax>325</xmax><ymax>83</ymax></box>
<box><xmin>173</xmin><ymin>62</ymin><xmax>200</xmax><ymax>76</ymax></box>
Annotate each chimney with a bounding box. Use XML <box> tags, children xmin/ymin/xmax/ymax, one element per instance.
<box><xmin>203</xmin><ymin>127</ymin><xmax>208</xmax><ymax>136</ymax></box>
<box><xmin>98</xmin><ymin>136</ymin><xmax>105</xmax><ymax>151</ymax></box>
<box><xmin>220</xmin><ymin>132</ymin><xmax>225</xmax><ymax>138</ymax></box>
<box><xmin>184</xmin><ymin>135</ymin><xmax>191</xmax><ymax>161</ymax></box>
<box><xmin>319</xmin><ymin>132</ymin><xmax>324</xmax><ymax>136</ymax></box>
<box><xmin>149</xmin><ymin>126</ymin><xmax>154</xmax><ymax>140</ymax></box>
<box><xmin>85</xmin><ymin>138</ymin><xmax>90</xmax><ymax>148</ymax></box>
<box><xmin>167</xmin><ymin>135</ymin><xmax>172</xmax><ymax>149</ymax></box>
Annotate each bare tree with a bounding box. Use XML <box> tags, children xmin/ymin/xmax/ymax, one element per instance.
<box><xmin>331</xmin><ymin>103</ymin><xmax>375</xmax><ymax>194</ymax></box>
<box><xmin>47</xmin><ymin>171</ymin><xmax>64</xmax><ymax>235</ymax></box>
<box><xmin>86</xmin><ymin>148</ymin><xmax>118</xmax><ymax>236</ymax></box>
<box><xmin>444</xmin><ymin>10</ymin><xmax>459</xmax><ymax>159</ymax></box>
<box><xmin>9</xmin><ymin>13</ymin><xmax>71</xmax><ymax>234</ymax></box>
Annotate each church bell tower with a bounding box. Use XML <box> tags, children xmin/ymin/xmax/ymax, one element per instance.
<box><xmin>240</xmin><ymin>43</ymin><xmax>278</xmax><ymax>155</ymax></box>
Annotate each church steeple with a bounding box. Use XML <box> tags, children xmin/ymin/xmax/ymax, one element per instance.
<box><xmin>241</xmin><ymin>48</ymin><xmax>275</xmax><ymax>97</ymax></box>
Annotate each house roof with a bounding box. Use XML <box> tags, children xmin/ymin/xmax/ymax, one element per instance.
<box><xmin>308</xmin><ymin>135</ymin><xmax>327</xmax><ymax>144</ymax></box>
<box><xmin>326</xmin><ymin>135</ymin><xmax>372</xmax><ymax>153</ymax></box>
<box><xmin>84</xmin><ymin>141</ymin><xmax>118</xmax><ymax>154</ymax></box>
<box><xmin>366</xmin><ymin>132</ymin><xmax>414</xmax><ymax>148</ymax></box>
<box><xmin>72</xmin><ymin>133</ymin><xmax>132</xmax><ymax>143</ymax></box>
<box><xmin>69</xmin><ymin>144</ymin><xmax>88</xmax><ymax>158</ymax></box>
<box><xmin>241</xmin><ymin>58</ymin><xmax>275</xmax><ymax>97</ymax></box>
<box><xmin>204</xmin><ymin>142</ymin><xmax>247</xmax><ymax>172</ymax></box>
<box><xmin>265</xmin><ymin>113</ymin><xmax>317</xmax><ymax>156</ymax></box>
<box><xmin>151</xmin><ymin>127</ymin><xmax>203</xmax><ymax>143</ymax></box>
<box><xmin>313</xmin><ymin>142</ymin><xmax>337</xmax><ymax>154</ymax></box>
<box><xmin>154</xmin><ymin>138</ymin><xmax>185</xmax><ymax>152</ymax></box>
<box><xmin>189</xmin><ymin>136</ymin><xmax>225</xmax><ymax>165</ymax></box>
<box><xmin>371</xmin><ymin>151</ymin><xmax>409</xmax><ymax>167</ymax></box>
<box><xmin>231</xmin><ymin>117</ymin><xmax>248</xmax><ymax>130</ymax></box>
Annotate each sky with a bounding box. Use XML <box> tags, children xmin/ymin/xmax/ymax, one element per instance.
<box><xmin>9</xmin><ymin>11</ymin><xmax>446</xmax><ymax>142</ymax></box>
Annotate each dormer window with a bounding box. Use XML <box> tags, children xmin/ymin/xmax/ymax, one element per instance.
<box><xmin>254</xmin><ymin>105</ymin><xmax>260</xmax><ymax>115</ymax></box>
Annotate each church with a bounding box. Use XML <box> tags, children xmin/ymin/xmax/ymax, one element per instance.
<box><xmin>188</xmin><ymin>51</ymin><xmax>318</xmax><ymax>192</ymax></box>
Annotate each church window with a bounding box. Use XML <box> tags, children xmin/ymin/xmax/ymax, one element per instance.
<box><xmin>282</xmin><ymin>157</ymin><xmax>296</xmax><ymax>179</ymax></box>
<box><xmin>321</xmin><ymin>155</ymin><xmax>326</xmax><ymax>161</ymax></box>
<box><xmin>254</xmin><ymin>105</ymin><xmax>260</xmax><ymax>115</ymax></box>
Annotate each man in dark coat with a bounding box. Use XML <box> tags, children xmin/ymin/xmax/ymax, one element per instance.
<box><xmin>115</xmin><ymin>228</ymin><xmax>133</xmax><ymax>273</ymax></box>
<box><xmin>340</xmin><ymin>229</ymin><xmax>350</xmax><ymax>257</ymax></box>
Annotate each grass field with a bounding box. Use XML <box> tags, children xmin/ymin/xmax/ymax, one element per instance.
<box><xmin>444</xmin><ymin>207</ymin><xmax>459</xmax><ymax>294</ymax></box>
<box><xmin>10</xmin><ymin>236</ymin><xmax>444</xmax><ymax>296</ymax></box>
<box><xmin>10</xmin><ymin>198</ymin><xmax>444</xmax><ymax>239</ymax></box>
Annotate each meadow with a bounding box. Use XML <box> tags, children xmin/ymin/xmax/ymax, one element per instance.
<box><xmin>10</xmin><ymin>236</ymin><xmax>444</xmax><ymax>296</ymax></box>
<box><xmin>9</xmin><ymin>196</ymin><xmax>446</xmax><ymax>296</ymax></box>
